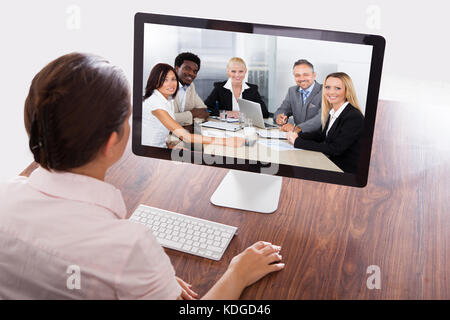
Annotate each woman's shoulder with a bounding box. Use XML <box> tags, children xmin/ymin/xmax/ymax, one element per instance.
<box><xmin>347</xmin><ymin>103</ymin><xmax>364</xmax><ymax>115</ymax></box>
<box><xmin>143</xmin><ymin>94</ymin><xmax>172</xmax><ymax>115</ymax></box>
<box><xmin>213</xmin><ymin>80</ymin><xmax>227</xmax><ymax>87</ymax></box>
<box><xmin>245</xmin><ymin>82</ymin><xmax>259</xmax><ymax>90</ymax></box>
<box><xmin>144</xmin><ymin>91</ymin><xmax>168</xmax><ymax>106</ymax></box>
<box><xmin>344</xmin><ymin>103</ymin><xmax>365</xmax><ymax>122</ymax></box>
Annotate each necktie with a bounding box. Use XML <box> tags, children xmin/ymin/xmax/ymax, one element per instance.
<box><xmin>301</xmin><ymin>90</ymin><xmax>309</xmax><ymax>104</ymax></box>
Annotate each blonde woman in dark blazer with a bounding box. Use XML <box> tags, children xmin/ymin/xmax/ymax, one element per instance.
<box><xmin>204</xmin><ymin>57</ymin><xmax>269</xmax><ymax>118</ymax></box>
<box><xmin>286</xmin><ymin>72</ymin><xmax>364</xmax><ymax>173</ymax></box>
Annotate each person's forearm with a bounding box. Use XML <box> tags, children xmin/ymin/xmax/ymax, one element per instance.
<box><xmin>201</xmin><ymin>269</ymin><xmax>245</xmax><ymax>300</ymax></box>
<box><xmin>186</xmin><ymin>134</ymin><xmax>220</xmax><ymax>145</ymax></box>
<box><xmin>174</xmin><ymin>111</ymin><xmax>193</xmax><ymax>126</ymax></box>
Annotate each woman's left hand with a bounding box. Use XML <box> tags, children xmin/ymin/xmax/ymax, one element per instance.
<box><xmin>286</xmin><ymin>131</ymin><xmax>298</xmax><ymax>145</ymax></box>
<box><xmin>176</xmin><ymin>276</ymin><xmax>199</xmax><ymax>300</ymax></box>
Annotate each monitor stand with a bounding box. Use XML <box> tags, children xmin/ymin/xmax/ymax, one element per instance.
<box><xmin>210</xmin><ymin>170</ymin><xmax>282</xmax><ymax>214</ymax></box>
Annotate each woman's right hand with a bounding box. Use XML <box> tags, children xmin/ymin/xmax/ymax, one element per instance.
<box><xmin>227</xmin><ymin>241</ymin><xmax>285</xmax><ymax>288</ymax></box>
<box><xmin>286</xmin><ymin>131</ymin><xmax>298</xmax><ymax>145</ymax></box>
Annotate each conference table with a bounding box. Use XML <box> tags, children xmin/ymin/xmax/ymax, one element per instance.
<box><xmin>169</xmin><ymin>119</ymin><xmax>343</xmax><ymax>172</ymax></box>
<box><xmin>21</xmin><ymin>100</ymin><xmax>450</xmax><ymax>299</ymax></box>
<box><xmin>168</xmin><ymin>118</ymin><xmax>343</xmax><ymax>172</ymax></box>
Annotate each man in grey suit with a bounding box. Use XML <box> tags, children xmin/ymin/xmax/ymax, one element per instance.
<box><xmin>274</xmin><ymin>59</ymin><xmax>322</xmax><ymax>133</ymax></box>
<box><xmin>173</xmin><ymin>52</ymin><xmax>209</xmax><ymax>126</ymax></box>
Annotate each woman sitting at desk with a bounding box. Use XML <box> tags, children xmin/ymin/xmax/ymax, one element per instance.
<box><xmin>142</xmin><ymin>63</ymin><xmax>244</xmax><ymax>148</ymax></box>
<box><xmin>286</xmin><ymin>72</ymin><xmax>364</xmax><ymax>173</ymax></box>
<box><xmin>0</xmin><ymin>53</ymin><xmax>284</xmax><ymax>299</ymax></box>
<box><xmin>204</xmin><ymin>57</ymin><xmax>270</xmax><ymax>119</ymax></box>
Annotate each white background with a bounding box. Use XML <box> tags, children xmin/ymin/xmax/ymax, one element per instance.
<box><xmin>1</xmin><ymin>0</ymin><xmax>449</xmax><ymax>182</ymax></box>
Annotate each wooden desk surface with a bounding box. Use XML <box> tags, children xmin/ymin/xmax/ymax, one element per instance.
<box><xmin>20</xmin><ymin>100</ymin><xmax>450</xmax><ymax>299</ymax></box>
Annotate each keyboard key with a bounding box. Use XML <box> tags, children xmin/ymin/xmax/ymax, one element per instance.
<box><xmin>158</xmin><ymin>238</ymin><xmax>182</xmax><ymax>249</ymax></box>
<box><xmin>207</xmin><ymin>245</ymin><xmax>223</xmax><ymax>253</ymax></box>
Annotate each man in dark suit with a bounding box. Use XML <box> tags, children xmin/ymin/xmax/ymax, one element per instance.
<box><xmin>273</xmin><ymin>59</ymin><xmax>322</xmax><ymax>133</ymax></box>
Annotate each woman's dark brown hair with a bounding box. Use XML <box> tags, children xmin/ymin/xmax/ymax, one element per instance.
<box><xmin>24</xmin><ymin>52</ymin><xmax>130</xmax><ymax>171</ymax></box>
<box><xmin>143</xmin><ymin>63</ymin><xmax>179</xmax><ymax>100</ymax></box>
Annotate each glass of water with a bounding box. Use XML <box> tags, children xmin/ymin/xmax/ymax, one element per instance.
<box><xmin>220</xmin><ymin>110</ymin><xmax>227</xmax><ymax>121</ymax></box>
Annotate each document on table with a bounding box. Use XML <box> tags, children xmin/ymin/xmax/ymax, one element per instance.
<box><xmin>257</xmin><ymin>130</ymin><xmax>287</xmax><ymax>139</ymax></box>
<box><xmin>201</xmin><ymin>130</ymin><xmax>227</xmax><ymax>138</ymax></box>
<box><xmin>200</xmin><ymin>121</ymin><xmax>242</xmax><ymax>131</ymax></box>
<box><xmin>202</xmin><ymin>130</ymin><xmax>245</xmax><ymax>138</ymax></box>
<box><xmin>257</xmin><ymin>140</ymin><xmax>297</xmax><ymax>151</ymax></box>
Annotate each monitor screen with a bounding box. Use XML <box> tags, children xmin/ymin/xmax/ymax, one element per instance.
<box><xmin>132</xmin><ymin>13</ymin><xmax>385</xmax><ymax>187</ymax></box>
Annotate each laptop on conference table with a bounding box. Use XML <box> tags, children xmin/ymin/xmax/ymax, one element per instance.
<box><xmin>238</xmin><ymin>98</ymin><xmax>278</xmax><ymax>129</ymax></box>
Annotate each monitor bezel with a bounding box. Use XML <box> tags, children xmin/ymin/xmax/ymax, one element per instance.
<box><xmin>132</xmin><ymin>12</ymin><xmax>385</xmax><ymax>188</ymax></box>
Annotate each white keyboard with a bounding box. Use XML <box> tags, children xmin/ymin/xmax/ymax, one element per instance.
<box><xmin>129</xmin><ymin>205</ymin><xmax>238</xmax><ymax>261</ymax></box>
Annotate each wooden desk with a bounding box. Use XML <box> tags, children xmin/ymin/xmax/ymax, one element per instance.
<box><xmin>20</xmin><ymin>100</ymin><xmax>450</xmax><ymax>299</ymax></box>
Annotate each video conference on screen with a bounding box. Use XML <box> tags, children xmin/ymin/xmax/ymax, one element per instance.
<box><xmin>140</xmin><ymin>22</ymin><xmax>373</xmax><ymax>175</ymax></box>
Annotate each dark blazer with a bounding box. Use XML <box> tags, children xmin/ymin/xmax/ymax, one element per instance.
<box><xmin>204</xmin><ymin>81</ymin><xmax>270</xmax><ymax>118</ymax></box>
<box><xmin>294</xmin><ymin>103</ymin><xmax>364</xmax><ymax>173</ymax></box>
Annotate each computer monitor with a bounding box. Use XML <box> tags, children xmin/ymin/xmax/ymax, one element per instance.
<box><xmin>132</xmin><ymin>12</ymin><xmax>385</xmax><ymax>212</ymax></box>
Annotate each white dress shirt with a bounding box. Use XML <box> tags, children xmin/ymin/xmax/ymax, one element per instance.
<box><xmin>177</xmin><ymin>82</ymin><xmax>189</xmax><ymax>112</ymax></box>
<box><xmin>326</xmin><ymin>101</ymin><xmax>349</xmax><ymax>136</ymax></box>
<box><xmin>223</xmin><ymin>78</ymin><xmax>250</xmax><ymax>111</ymax></box>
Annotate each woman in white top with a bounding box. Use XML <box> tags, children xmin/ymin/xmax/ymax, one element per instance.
<box><xmin>142</xmin><ymin>63</ymin><xmax>245</xmax><ymax>148</ymax></box>
<box><xmin>204</xmin><ymin>57</ymin><xmax>270</xmax><ymax>119</ymax></box>
<box><xmin>0</xmin><ymin>53</ymin><xmax>284</xmax><ymax>300</ymax></box>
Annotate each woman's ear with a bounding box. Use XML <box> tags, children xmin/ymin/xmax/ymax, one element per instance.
<box><xmin>101</xmin><ymin>131</ymin><xmax>120</xmax><ymax>159</ymax></box>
